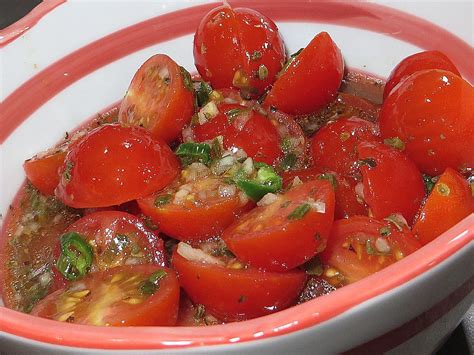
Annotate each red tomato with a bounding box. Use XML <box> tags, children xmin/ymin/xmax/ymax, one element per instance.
<box><xmin>223</xmin><ymin>179</ymin><xmax>335</xmax><ymax>271</ymax></box>
<box><xmin>282</xmin><ymin>167</ymin><xmax>368</xmax><ymax>219</ymax></box>
<box><xmin>383</xmin><ymin>51</ymin><xmax>460</xmax><ymax>100</ymax></box>
<box><xmin>31</xmin><ymin>265</ymin><xmax>179</xmax><ymax>326</ymax></box>
<box><xmin>193</xmin><ymin>103</ymin><xmax>282</xmax><ymax>165</ymax></box>
<box><xmin>55</xmin><ymin>124</ymin><xmax>179</xmax><ymax>208</ymax></box>
<box><xmin>357</xmin><ymin>141</ymin><xmax>425</xmax><ymax>224</ymax></box>
<box><xmin>413</xmin><ymin>168</ymin><xmax>473</xmax><ymax>245</ymax></box>
<box><xmin>118</xmin><ymin>54</ymin><xmax>195</xmax><ymax>143</ymax></box>
<box><xmin>63</xmin><ymin>211</ymin><xmax>165</xmax><ymax>271</ymax></box>
<box><xmin>310</xmin><ymin>117</ymin><xmax>380</xmax><ymax>177</ymax></box>
<box><xmin>319</xmin><ymin>216</ymin><xmax>422</xmax><ymax>284</ymax></box>
<box><xmin>172</xmin><ymin>250</ymin><xmax>306</xmax><ymax>321</ymax></box>
<box><xmin>194</xmin><ymin>6</ymin><xmax>285</xmax><ymax>98</ymax></box>
<box><xmin>379</xmin><ymin>69</ymin><xmax>474</xmax><ymax>175</ymax></box>
<box><xmin>264</xmin><ymin>32</ymin><xmax>344</xmax><ymax>115</ymax></box>
<box><xmin>138</xmin><ymin>176</ymin><xmax>252</xmax><ymax>241</ymax></box>
<box><xmin>24</xmin><ymin>150</ymin><xmax>67</xmax><ymax>196</ymax></box>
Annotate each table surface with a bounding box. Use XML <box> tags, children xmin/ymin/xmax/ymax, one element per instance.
<box><xmin>0</xmin><ymin>1</ymin><xmax>471</xmax><ymax>354</ymax></box>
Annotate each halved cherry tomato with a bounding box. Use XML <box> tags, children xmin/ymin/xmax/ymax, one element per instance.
<box><xmin>61</xmin><ymin>211</ymin><xmax>165</xmax><ymax>272</ymax></box>
<box><xmin>24</xmin><ymin>149</ymin><xmax>67</xmax><ymax>196</ymax></box>
<box><xmin>379</xmin><ymin>69</ymin><xmax>474</xmax><ymax>175</ymax></box>
<box><xmin>264</xmin><ymin>32</ymin><xmax>344</xmax><ymax>115</ymax></box>
<box><xmin>310</xmin><ymin>116</ymin><xmax>380</xmax><ymax>177</ymax></box>
<box><xmin>413</xmin><ymin>168</ymin><xmax>473</xmax><ymax>245</ymax></box>
<box><xmin>193</xmin><ymin>103</ymin><xmax>282</xmax><ymax>165</ymax></box>
<box><xmin>319</xmin><ymin>216</ymin><xmax>421</xmax><ymax>284</ymax></box>
<box><xmin>118</xmin><ymin>54</ymin><xmax>195</xmax><ymax>143</ymax></box>
<box><xmin>172</xmin><ymin>249</ymin><xmax>306</xmax><ymax>321</ymax></box>
<box><xmin>282</xmin><ymin>167</ymin><xmax>368</xmax><ymax>219</ymax></box>
<box><xmin>194</xmin><ymin>6</ymin><xmax>285</xmax><ymax>98</ymax></box>
<box><xmin>383</xmin><ymin>51</ymin><xmax>460</xmax><ymax>100</ymax></box>
<box><xmin>223</xmin><ymin>179</ymin><xmax>335</xmax><ymax>271</ymax></box>
<box><xmin>55</xmin><ymin>124</ymin><xmax>179</xmax><ymax>208</ymax></box>
<box><xmin>138</xmin><ymin>176</ymin><xmax>252</xmax><ymax>241</ymax></box>
<box><xmin>357</xmin><ymin>141</ymin><xmax>425</xmax><ymax>224</ymax></box>
<box><xmin>31</xmin><ymin>265</ymin><xmax>180</xmax><ymax>326</ymax></box>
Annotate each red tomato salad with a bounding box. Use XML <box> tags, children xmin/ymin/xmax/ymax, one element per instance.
<box><xmin>1</xmin><ymin>5</ymin><xmax>473</xmax><ymax>327</ymax></box>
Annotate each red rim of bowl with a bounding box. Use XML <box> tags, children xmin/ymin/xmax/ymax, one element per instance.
<box><xmin>0</xmin><ymin>0</ymin><xmax>473</xmax><ymax>350</ymax></box>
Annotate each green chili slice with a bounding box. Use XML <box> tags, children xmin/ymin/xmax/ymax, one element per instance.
<box><xmin>175</xmin><ymin>142</ymin><xmax>211</xmax><ymax>166</ymax></box>
<box><xmin>56</xmin><ymin>232</ymin><xmax>93</xmax><ymax>281</ymax></box>
<box><xmin>235</xmin><ymin>163</ymin><xmax>283</xmax><ymax>201</ymax></box>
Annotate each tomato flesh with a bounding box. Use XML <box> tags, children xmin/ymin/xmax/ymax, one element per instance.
<box><xmin>118</xmin><ymin>54</ymin><xmax>195</xmax><ymax>143</ymax></box>
<box><xmin>223</xmin><ymin>179</ymin><xmax>335</xmax><ymax>271</ymax></box>
<box><xmin>31</xmin><ymin>265</ymin><xmax>180</xmax><ymax>326</ymax></box>
<box><xmin>319</xmin><ymin>216</ymin><xmax>421</xmax><ymax>284</ymax></box>
<box><xmin>413</xmin><ymin>168</ymin><xmax>473</xmax><ymax>245</ymax></box>
<box><xmin>55</xmin><ymin>124</ymin><xmax>179</xmax><ymax>208</ymax></box>
<box><xmin>172</xmin><ymin>251</ymin><xmax>306</xmax><ymax>321</ymax></box>
<box><xmin>379</xmin><ymin>69</ymin><xmax>474</xmax><ymax>175</ymax></box>
<box><xmin>264</xmin><ymin>32</ymin><xmax>344</xmax><ymax>115</ymax></box>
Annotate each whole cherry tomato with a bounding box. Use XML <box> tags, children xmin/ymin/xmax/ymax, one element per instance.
<box><xmin>413</xmin><ymin>168</ymin><xmax>473</xmax><ymax>245</ymax></box>
<box><xmin>194</xmin><ymin>5</ymin><xmax>285</xmax><ymax>98</ymax></box>
<box><xmin>264</xmin><ymin>32</ymin><xmax>344</xmax><ymax>115</ymax></box>
<box><xmin>379</xmin><ymin>69</ymin><xmax>474</xmax><ymax>175</ymax></box>
<box><xmin>357</xmin><ymin>141</ymin><xmax>425</xmax><ymax>224</ymax></box>
<box><xmin>319</xmin><ymin>216</ymin><xmax>421</xmax><ymax>284</ymax></box>
<box><xmin>31</xmin><ymin>265</ymin><xmax>180</xmax><ymax>326</ymax></box>
<box><xmin>383</xmin><ymin>50</ymin><xmax>460</xmax><ymax>100</ymax></box>
<box><xmin>55</xmin><ymin>124</ymin><xmax>179</xmax><ymax>208</ymax></box>
<box><xmin>223</xmin><ymin>179</ymin><xmax>335</xmax><ymax>271</ymax></box>
<box><xmin>119</xmin><ymin>54</ymin><xmax>195</xmax><ymax>143</ymax></box>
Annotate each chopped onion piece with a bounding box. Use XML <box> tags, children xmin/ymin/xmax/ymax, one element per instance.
<box><xmin>309</xmin><ymin>199</ymin><xmax>326</xmax><ymax>213</ymax></box>
<box><xmin>218</xmin><ymin>184</ymin><xmax>237</xmax><ymax>198</ymax></box>
<box><xmin>234</xmin><ymin>148</ymin><xmax>248</xmax><ymax>160</ymax></box>
<box><xmin>257</xmin><ymin>193</ymin><xmax>278</xmax><ymax>206</ymax></box>
<box><xmin>183</xmin><ymin>162</ymin><xmax>211</xmax><ymax>182</ymax></box>
<box><xmin>182</xmin><ymin>126</ymin><xmax>194</xmax><ymax>142</ymax></box>
<box><xmin>232</xmin><ymin>110</ymin><xmax>251</xmax><ymax>131</ymax></box>
<box><xmin>355</xmin><ymin>182</ymin><xmax>365</xmax><ymax>204</ymax></box>
<box><xmin>291</xmin><ymin>176</ymin><xmax>303</xmax><ymax>187</ymax></box>
<box><xmin>214</xmin><ymin>155</ymin><xmax>237</xmax><ymax>175</ymax></box>
<box><xmin>158</xmin><ymin>66</ymin><xmax>170</xmax><ymax>81</ymax></box>
<box><xmin>239</xmin><ymin>191</ymin><xmax>249</xmax><ymax>205</ymax></box>
<box><xmin>198</xmin><ymin>101</ymin><xmax>219</xmax><ymax>125</ymax></box>
<box><xmin>177</xmin><ymin>243</ymin><xmax>225</xmax><ymax>265</ymax></box>
<box><xmin>174</xmin><ymin>188</ymin><xmax>190</xmax><ymax>204</ymax></box>
<box><xmin>375</xmin><ymin>237</ymin><xmax>391</xmax><ymax>253</ymax></box>
<box><xmin>242</xmin><ymin>157</ymin><xmax>254</xmax><ymax>175</ymax></box>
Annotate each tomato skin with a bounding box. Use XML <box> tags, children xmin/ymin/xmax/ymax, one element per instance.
<box><xmin>413</xmin><ymin>168</ymin><xmax>473</xmax><ymax>245</ymax></box>
<box><xmin>319</xmin><ymin>216</ymin><xmax>422</xmax><ymax>284</ymax></box>
<box><xmin>55</xmin><ymin>124</ymin><xmax>179</xmax><ymax>208</ymax></box>
<box><xmin>264</xmin><ymin>32</ymin><xmax>344</xmax><ymax>115</ymax></box>
<box><xmin>194</xmin><ymin>6</ymin><xmax>285</xmax><ymax>98</ymax></box>
<box><xmin>357</xmin><ymin>141</ymin><xmax>425</xmax><ymax>224</ymax></box>
<box><xmin>118</xmin><ymin>54</ymin><xmax>195</xmax><ymax>143</ymax></box>
<box><xmin>138</xmin><ymin>177</ymin><xmax>252</xmax><ymax>241</ymax></box>
<box><xmin>23</xmin><ymin>150</ymin><xmax>67</xmax><ymax>196</ymax></box>
<box><xmin>310</xmin><ymin>117</ymin><xmax>380</xmax><ymax>177</ymax></box>
<box><xmin>193</xmin><ymin>103</ymin><xmax>282</xmax><ymax>165</ymax></box>
<box><xmin>383</xmin><ymin>51</ymin><xmax>460</xmax><ymax>100</ymax></box>
<box><xmin>223</xmin><ymin>179</ymin><xmax>335</xmax><ymax>271</ymax></box>
<box><xmin>31</xmin><ymin>265</ymin><xmax>180</xmax><ymax>326</ymax></box>
<box><xmin>379</xmin><ymin>69</ymin><xmax>474</xmax><ymax>175</ymax></box>
<box><xmin>172</xmin><ymin>251</ymin><xmax>306</xmax><ymax>321</ymax></box>
<box><xmin>62</xmin><ymin>211</ymin><xmax>165</xmax><ymax>271</ymax></box>
<box><xmin>282</xmin><ymin>167</ymin><xmax>368</xmax><ymax>219</ymax></box>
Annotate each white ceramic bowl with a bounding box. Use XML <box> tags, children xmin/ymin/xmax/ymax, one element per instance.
<box><xmin>1</xmin><ymin>1</ymin><xmax>473</xmax><ymax>353</ymax></box>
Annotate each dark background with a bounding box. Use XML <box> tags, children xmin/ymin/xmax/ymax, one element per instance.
<box><xmin>0</xmin><ymin>1</ymin><xmax>471</xmax><ymax>354</ymax></box>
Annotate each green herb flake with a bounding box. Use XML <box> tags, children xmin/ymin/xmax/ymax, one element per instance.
<box><xmin>224</xmin><ymin>108</ymin><xmax>246</xmax><ymax>122</ymax></box>
<box><xmin>365</xmin><ymin>240</ymin><xmax>376</xmax><ymax>255</ymax></box>
<box><xmin>287</xmin><ymin>203</ymin><xmax>311</xmax><ymax>220</ymax></box>
<box><xmin>280</xmin><ymin>200</ymin><xmax>291</xmax><ymax>209</ymax></box>
<box><xmin>258</xmin><ymin>64</ymin><xmax>268</xmax><ymax>80</ymax></box>
<box><xmin>63</xmin><ymin>162</ymin><xmax>74</xmax><ymax>182</ymax></box>
<box><xmin>383</xmin><ymin>214</ymin><xmax>407</xmax><ymax>232</ymax></box>
<box><xmin>304</xmin><ymin>256</ymin><xmax>323</xmax><ymax>276</ymax></box>
<box><xmin>238</xmin><ymin>295</ymin><xmax>247</xmax><ymax>303</ymax></box>
<box><xmin>175</xmin><ymin>142</ymin><xmax>212</xmax><ymax>166</ymax></box>
<box><xmin>195</xmin><ymin>81</ymin><xmax>213</xmax><ymax>107</ymax></box>
<box><xmin>423</xmin><ymin>174</ymin><xmax>438</xmax><ymax>194</ymax></box>
<box><xmin>155</xmin><ymin>193</ymin><xmax>172</xmax><ymax>207</ymax></box>
<box><xmin>279</xmin><ymin>48</ymin><xmax>303</xmax><ymax>76</ymax></box>
<box><xmin>250</xmin><ymin>50</ymin><xmax>262</xmax><ymax>61</ymax></box>
<box><xmin>280</xmin><ymin>153</ymin><xmax>297</xmax><ymax>171</ymax></box>
<box><xmin>139</xmin><ymin>270</ymin><xmax>167</xmax><ymax>296</ymax></box>
<box><xmin>358</xmin><ymin>158</ymin><xmax>377</xmax><ymax>169</ymax></box>
<box><xmin>194</xmin><ymin>304</ymin><xmax>206</xmax><ymax>321</ymax></box>
<box><xmin>179</xmin><ymin>66</ymin><xmax>194</xmax><ymax>92</ymax></box>
<box><xmin>383</xmin><ymin>137</ymin><xmax>405</xmax><ymax>151</ymax></box>
<box><xmin>379</xmin><ymin>226</ymin><xmax>391</xmax><ymax>237</ymax></box>
<box><xmin>317</xmin><ymin>173</ymin><xmax>338</xmax><ymax>189</ymax></box>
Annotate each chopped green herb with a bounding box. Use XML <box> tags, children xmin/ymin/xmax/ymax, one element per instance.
<box><xmin>379</xmin><ymin>226</ymin><xmax>391</xmax><ymax>237</ymax></box>
<box><xmin>55</xmin><ymin>232</ymin><xmax>93</xmax><ymax>281</ymax></box>
<box><xmin>383</xmin><ymin>214</ymin><xmax>407</xmax><ymax>232</ymax></box>
<box><xmin>358</xmin><ymin>158</ymin><xmax>377</xmax><ymax>168</ymax></box>
<box><xmin>383</xmin><ymin>137</ymin><xmax>405</xmax><ymax>150</ymax></box>
<box><xmin>340</xmin><ymin>132</ymin><xmax>350</xmax><ymax>142</ymax></box>
<box><xmin>280</xmin><ymin>137</ymin><xmax>293</xmax><ymax>153</ymax></box>
<box><xmin>279</xmin><ymin>48</ymin><xmax>303</xmax><ymax>76</ymax></box>
<box><xmin>304</xmin><ymin>256</ymin><xmax>323</xmax><ymax>276</ymax></box>
<box><xmin>63</xmin><ymin>162</ymin><xmax>74</xmax><ymax>182</ymax></box>
<box><xmin>317</xmin><ymin>173</ymin><xmax>338</xmax><ymax>189</ymax></box>
<box><xmin>175</xmin><ymin>142</ymin><xmax>211</xmax><ymax>166</ymax></box>
<box><xmin>250</xmin><ymin>50</ymin><xmax>262</xmax><ymax>61</ymax></box>
<box><xmin>194</xmin><ymin>304</ymin><xmax>206</xmax><ymax>321</ymax></box>
<box><xmin>258</xmin><ymin>64</ymin><xmax>268</xmax><ymax>80</ymax></box>
<box><xmin>238</xmin><ymin>295</ymin><xmax>247</xmax><ymax>303</ymax></box>
<box><xmin>280</xmin><ymin>153</ymin><xmax>297</xmax><ymax>171</ymax></box>
<box><xmin>179</xmin><ymin>66</ymin><xmax>194</xmax><ymax>92</ymax></box>
<box><xmin>423</xmin><ymin>174</ymin><xmax>437</xmax><ymax>194</ymax></box>
<box><xmin>139</xmin><ymin>270</ymin><xmax>167</xmax><ymax>296</ymax></box>
<box><xmin>195</xmin><ymin>81</ymin><xmax>213</xmax><ymax>107</ymax></box>
<box><xmin>224</xmin><ymin>108</ymin><xmax>247</xmax><ymax>122</ymax></box>
<box><xmin>280</xmin><ymin>200</ymin><xmax>291</xmax><ymax>209</ymax></box>
<box><xmin>288</xmin><ymin>203</ymin><xmax>311</xmax><ymax>220</ymax></box>
<box><xmin>155</xmin><ymin>193</ymin><xmax>172</xmax><ymax>207</ymax></box>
